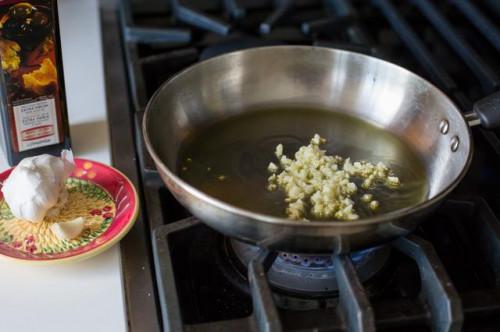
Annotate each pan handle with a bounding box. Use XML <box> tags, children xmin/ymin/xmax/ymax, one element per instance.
<box><xmin>465</xmin><ymin>91</ymin><xmax>500</xmax><ymax>129</ymax></box>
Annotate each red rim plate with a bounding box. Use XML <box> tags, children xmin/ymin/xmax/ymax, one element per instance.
<box><xmin>0</xmin><ymin>158</ymin><xmax>139</xmax><ymax>264</ymax></box>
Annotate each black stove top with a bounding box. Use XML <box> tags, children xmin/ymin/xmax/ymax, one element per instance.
<box><xmin>100</xmin><ymin>0</ymin><xmax>500</xmax><ymax>331</ymax></box>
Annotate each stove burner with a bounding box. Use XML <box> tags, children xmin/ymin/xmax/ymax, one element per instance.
<box><xmin>229</xmin><ymin>239</ymin><xmax>391</xmax><ymax>295</ymax></box>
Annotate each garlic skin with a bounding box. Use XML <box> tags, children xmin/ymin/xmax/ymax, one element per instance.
<box><xmin>1</xmin><ymin>150</ymin><xmax>74</xmax><ymax>223</ymax></box>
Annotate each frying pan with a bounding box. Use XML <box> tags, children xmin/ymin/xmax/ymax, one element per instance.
<box><xmin>143</xmin><ymin>46</ymin><xmax>500</xmax><ymax>253</ymax></box>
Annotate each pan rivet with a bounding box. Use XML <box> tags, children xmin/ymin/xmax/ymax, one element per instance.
<box><xmin>451</xmin><ymin>136</ymin><xmax>460</xmax><ymax>152</ymax></box>
<box><xmin>439</xmin><ymin>120</ymin><xmax>449</xmax><ymax>134</ymax></box>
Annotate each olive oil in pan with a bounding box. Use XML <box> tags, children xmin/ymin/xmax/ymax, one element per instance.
<box><xmin>179</xmin><ymin>108</ymin><xmax>428</xmax><ymax>220</ymax></box>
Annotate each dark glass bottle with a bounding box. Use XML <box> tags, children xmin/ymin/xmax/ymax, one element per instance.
<box><xmin>0</xmin><ymin>0</ymin><xmax>70</xmax><ymax>165</ymax></box>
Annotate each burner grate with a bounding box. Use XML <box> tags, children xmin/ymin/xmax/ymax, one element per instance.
<box><xmin>152</xmin><ymin>213</ymin><xmax>472</xmax><ymax>331</ymax></box>
<box><xmin>228</xmin><ymin>239</ymin><xmax>392</xmax><ymax>298</ymax></box>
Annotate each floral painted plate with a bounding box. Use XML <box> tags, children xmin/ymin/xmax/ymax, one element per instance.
<box><xmin>0</xmin><ymin>159</ymin><xmax>139</xmax><ymax>264</ymax></box>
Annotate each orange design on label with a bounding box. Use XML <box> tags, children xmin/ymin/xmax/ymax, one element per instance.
<box><xmin>22</xmin><ymin>58</ymin><xmax>58</xmax><ymax>94</ymax></box>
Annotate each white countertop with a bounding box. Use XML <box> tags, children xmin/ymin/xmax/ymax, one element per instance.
<box><xmin>0</xmin><ymin>1</ymin><xmax>127</xmax><ymax>331</ymax></box>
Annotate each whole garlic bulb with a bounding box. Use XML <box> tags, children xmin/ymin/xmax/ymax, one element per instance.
<box><xmin>1</xmin><ymin>150</ymin><xmax>74</xmax><ymax>223</ymax></box>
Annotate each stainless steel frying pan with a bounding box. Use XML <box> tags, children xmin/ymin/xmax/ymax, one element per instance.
<box><xmin>143</xmin><ymin>46</ymin><xmax>500</xmax><ymax>253</ymax></box>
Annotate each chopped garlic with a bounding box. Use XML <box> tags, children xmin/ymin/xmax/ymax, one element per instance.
<box><xmin>268</xmin><ymin>135</ymin><xmax>358</xmax><ymax>220</ymax></box>
<box><xmin>344</xmin><ymin>159</ymin><xmax>395</xmax><ymax>187</ymax></box>
<box><xmin>268</xmin><ymin>162</ymin><xmax>278</xmax><ymax>173</ymax></box>
<box><xmin>310</xmin><ymin>133</ymin><xmax>326</xmax><ymax>145</ymax></box>
<box><xmin>287</xmin><ymin>199</ymin><xmax>305</xmax><ymax>220</ymax></box>
<box><xmin>280</xmin><ymin>155</ymin><xmax>292</xmax><ymax>167</ymax></box>
<box><xmin>361</xmin><ymin>193</ymin><xmax>373</xmax><ymax>203</ymax></box>
<box><xmin>275</xmin><ymin>144</ymin><xmax>283</xmax><ymax>158</ymax></box>
<box><xmin>267</xmin><ymin>183</ymin><xmax>277</xmax><ymax>191</ymax></box>
<box><xmin>369</xmin><ymin>200</ymin><xmax>380</xmax><ymax>210</ymax></box>
<box><xmin>267</xmin><ymin>134</ymin><xmax>399</xmax><ymax>221</ymax></box>
<box><xmin>362</xmin><ymin>176</ymin><xmax>375</xmax><ymax>189</ymax></box>
<box><xmin>387</xmin><ymin>176</ymin><xmax>400</xmax><ymax>187</ymax></box>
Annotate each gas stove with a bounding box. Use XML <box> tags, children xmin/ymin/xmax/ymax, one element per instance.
<box><xmin>100</xmin><ymin>0</ymin><xmax>500</xmax><ymax>331</ymax></box>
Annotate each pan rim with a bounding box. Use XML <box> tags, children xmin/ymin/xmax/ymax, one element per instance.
<box><xmin>143</xmin><ymin>45</ymin><xmax>474</xmax><ymax>228</ymax></box>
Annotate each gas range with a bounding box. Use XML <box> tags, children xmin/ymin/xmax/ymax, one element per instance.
<box><xmin>100</xmin><ymin>0</ymin><xmax>500</xmax><ymax>331</ymax></box>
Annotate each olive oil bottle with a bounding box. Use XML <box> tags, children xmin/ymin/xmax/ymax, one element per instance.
<box><xmin>0</xmin><ymin>1</ymin><xmax>70</xmax><ymax>165</ymax></box>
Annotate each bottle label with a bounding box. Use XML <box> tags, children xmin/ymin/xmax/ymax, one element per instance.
<box><xmin>13</xmin><ymin>97</ymin><xmax>60</xmax><ymax>151</ymax></box>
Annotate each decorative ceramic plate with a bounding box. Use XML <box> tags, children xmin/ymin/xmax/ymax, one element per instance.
<box><xmin>0</xmin><ymin>159</ymin><xmax>139</xmax><ymax>264</ymax></box>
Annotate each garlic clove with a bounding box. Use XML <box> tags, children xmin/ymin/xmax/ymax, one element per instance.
<box><xmin>50</xmin><ymin>217</ymin><xmax>85</xmax><ymax>240</ymax></box>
